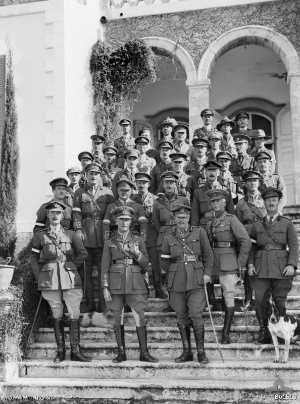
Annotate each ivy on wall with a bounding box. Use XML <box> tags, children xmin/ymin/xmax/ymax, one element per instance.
<box><xmin>90</xmin><ymin>39</ymin><xmax>157</xmax><ymax>140</ymax></box>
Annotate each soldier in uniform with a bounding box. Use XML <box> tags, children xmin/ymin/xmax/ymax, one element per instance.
<box><xmin>101</xmin><ymin>144</ymin><xmax>121</xmax><ymax>188</ymax></box>
<box><xmin>150</xmin><ymin>141</ymin><xmax>174</xmax><ymax>194</ymax></box>
<box><xmin>101</xmin><ymin>206</ymin><xmax>158</xmax><ymax>363</ymax></box>
<box><xmin>160</xmin><ymin>201</ymin><xmax>213</xmax><ymax>363</ymax></box>
<box><xmin>72</xmin><ymin>162</ymin><xmax>114</xmax><ymax>320</ymax></box>
<box><xmin>216</xmin><ymin>117</ymin><xmax>237</xmax><ymax>158</ymax></box>
<box><xmin>114</xmin><ymin>119</ymin><xmax>136</xmax><ymax>168</ymax></box>
<box><xmin>159</xmin><ymin>117</ymin><xmax>177</xmax><ymax>142</ymax></box>
<box><xmin>135</xmin><ymin>135</ymin><xmax>156</xmax><ymax>174</ymax></box>
<box><xmin>170</xmin><ymin>152</ymin><xmax>190</xmax><ymax>199</ymax></box>
<box><xmin>207</xmin><ymin>131</ymin><xmax>223</xmax><ymax>161</ymax></box>
<box><xmin>248</xmin><ymin>187</ymin><xmax>299</xmax><ymax>344</ymax></box>
<box><xmin>103</xmin><ymin>175</ymin><xmax>147</xmax><ymax>241</ymax></box>
<box><xmin>230</xmin><ymin>134</ymin><xmax>254</xmax><ymax>187</ymax></box>
<box><xmin>66</xmin><ymin>167</ymin><xmax>81</xmax><ymax>201</ymax></box>
<box><xmin>206</xmin><ymin>190</ymin><xmax>251</xmax><ymax>343</ymax></box>
<box><xmin>30</xmin><ymin>201</ymin><xmax>89</xmax><ymax>362</ymax></box>
<box><xmin>193</xmin><ymin>109</ymin><xmax>215</xmax><ymax>139</ymax></box>
<box><xmin>191</xmin><ymin>160</ymin><xmax>234</xmax><ymax>227</ymax></box>
<box><xmin>255</xmin><ymin>151</ymin><xmax>287</xmax><ymax>212</ymax></box>
<box><xmin>34</xmin><ymin>178</ymin><xmax>72</xmax><ymax>232</ymax></box>
<box><xmin>185</xmin><ymin>137</ymin><xmax>208</xmax><ymax>198</ymax></box>
<box><xmin>112</xmin><ymin>149</ymin><xmax>139</xmax><ymax>198</ymax></box>
<box><xmin>216</xmin><ymin>151</ymin><xmax>238</xmax><ymax>201</ymax></box>
<box><xmin>172</xmin><ymin>124</ymin><xmax>191</xmax><ymax>155</ymax></box>
<box><xmin>91</xmin><ymin>134</ymin><xmax>105</xmax><ymax>164</ymax></box>
<box><xmin>132</xmin><ymin>172</ymin><xmax>166</xmax><ymax>298</ymax></box>
<box><xmin>236</xmin><ymin>170</ymin><xmax>266</xmax><ymax>311</ymax></box>
<box><xmin>152</xmin><ymin>171</ymin><xmax>190</xmax><ymax>270</ymax></box>
<box><xmin>232</xmin><ymin>111</ymin><xmax>251</xmax><ymax>136</ymax></box>
<box><xmin>250</xmin><ymin>130</ymin><xmax>276</xmax><ymax>173</ymax></box>
<box><xmin>78</xmin><ymin>151</ymin><xmax>94</xmax><ymax>188</ymax></box>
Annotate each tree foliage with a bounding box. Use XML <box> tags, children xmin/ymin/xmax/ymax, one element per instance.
<box><xmin>0</xmin><ymin>51</ymin><xmax>19</xmax><ymax>259</ymax></box>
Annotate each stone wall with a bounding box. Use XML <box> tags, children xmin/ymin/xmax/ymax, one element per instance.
<box><xmin>106</xmin><ymin>0</ymin><xmax>300</xmax><ymax>65</ymax></box>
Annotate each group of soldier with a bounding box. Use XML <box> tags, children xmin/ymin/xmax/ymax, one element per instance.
<box><xmin>30</xmin><ymin>108</ymin><xmax>299</xmax><ymax>365</ymax></box>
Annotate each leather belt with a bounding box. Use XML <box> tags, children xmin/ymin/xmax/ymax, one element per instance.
<box><xmin>257</xmin><ymin>245</ymin><xmax>286</xmax><ymax>251</ymax></box>
<box><xmin>212</xmin><ymin>241</ymin><xmax>235</xmax><ymax>248</ymax></box>
<box><xmin>175</xmin><ymin>254</ymin><xmax>197</xmax><ymax>263</ymax></box>
<box><xmin>112</xmin><ymin>258</ymin><xmax>134</xmax><ymax>264</ymax></box>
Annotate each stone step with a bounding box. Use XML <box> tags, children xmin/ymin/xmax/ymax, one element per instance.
<box><xmin>26</xmin><ymin>341</ymin><xmax>300</xmax><ymax>361</ymax></box>
<box><xmin>2</xmin><ymin>377</ymin><xmax>300</xmax><ymax>403</ymax></box>
<box><xmin>121</xmin><ymin>310</ymin><xmax>300</xmax><ymax>327</ymax></box>
<box><xmin>145</xmin><ymin>295</ymin><xmax>300</xmax><ymax>312</ymax></box>
<box><xmin>35</xmin><ymin>325</ymin><xmax>261</xmax><ymax>344</ymax></box>
<box><xmin>19</xmin><ymin>359</ymin><xmax>300</xmax><ymax>381</ymax></box>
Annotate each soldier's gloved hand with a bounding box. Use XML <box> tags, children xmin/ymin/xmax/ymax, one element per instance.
<box><xmin>203</xmin><ymin>274</ymin><xmax>211</xmax><ymax>284</ymax></box>
<box><xmin>248</xmin><ymin>264</ymin><xmax>257</xmax><ymax>277</ymax></box>
<box><xmin>283</xmin><ymin>265</ymin><xmax>295</xmax><ymax>277</ymax></box>
<box><xmin>103</xmin><ymin>287</ymin><xmax>112</xmax><ymax>303</ymax></box>
<box><xmin>76</xmin><ymin>229</ymin><xmax>85</xmax><ymax>242</ymax></box>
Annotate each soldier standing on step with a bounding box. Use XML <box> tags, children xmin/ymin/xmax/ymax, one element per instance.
<box><xmin>160</xmin><ymin>201</ymin><xmax>213</xmax><ymax>363</ymax></box>
<box><xmin>206</xmin><ymin>190</ymin><xmax>251</xmax><ymax>344</ymax></box>
<box><xmin>30</xmin><ymin>201</ymin><xmax>90</xmax><ymax>362</ymax></box>
<box><xmin>248</xmin><ymin>187</ymin><xmax>299</xmax><ymax>344</ymax></box>
<box><xmin>101</xmin><ymin>206</ymin><xmax>158</xmax><ymax>363</ymax></box>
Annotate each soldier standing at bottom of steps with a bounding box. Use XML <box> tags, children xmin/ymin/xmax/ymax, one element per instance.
<box><xmin>30</xmin><ymin>200</ymin><xmax>90</xmax><ymax>363</ymax></box>
<box><xmin>101</xmin><ymin>206</ymin><xmax>158</xmax><ymax>363</ymax></box>
<box><xmin>160</xmin><ymin>201</ymin><xmax>213</xmax><ymax>364</ymax></box>
<box><xmin>206</xmin><ymin>190</ymin><xmax>251</xmax><ymax>344</ymax></box>
<box><xmin>248</xmin><ymin>187</ymin><xmax>299</xmax><ymax>344</ymax></box>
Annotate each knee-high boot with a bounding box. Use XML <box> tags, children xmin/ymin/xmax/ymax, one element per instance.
<box><xmin>70</xmin><ymin>319</ymin><xmax>91</xmax><ymax>361</ymax></box>
<box><xmin>136</xmin><ymin>326</ymin><xmax>158</xmax><ymax>362</ymax></box>
<box><xmin>53</xmin><ymin>319</ymin><xmax>65</xmax><ymax>363</ymax></box>
<box><xmin>113</xmin><ymin>325</ymin><xmax>127</xmax><ymax>362</ymax></box>
<box><xmin>175</xmin><ymin>323</ymin><xmax>193</xmax><ymax>362</ymax></box>
<box><xmin>221</xmin><ymin>306</ymin><xmax>235</xmax><ymax>344</ymax></box>
<box><xmin>192</xmin><ymin>323</ymin><xmax>209</xmax><ymax>364</ymax></box>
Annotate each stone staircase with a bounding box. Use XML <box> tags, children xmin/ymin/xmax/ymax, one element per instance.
<box><xmin>2</xmin><ymin>212</ymin><xmax>300</xmax><ymax>403</ymax></box>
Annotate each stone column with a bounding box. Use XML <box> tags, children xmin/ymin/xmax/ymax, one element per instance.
<box><xmin>187</xmin><ymin>79</ymin><xmax>210</xmax><ymax>140</ymax></box>
<box><xmin>288</xmin><ymin>73</ymin><xmax>300</xmax><ymax>204</ymax></box>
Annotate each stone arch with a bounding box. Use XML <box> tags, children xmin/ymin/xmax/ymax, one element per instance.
<box><xmin>142</xmin><ymin>36</ymin><xmax>197</xmax><ymax>84</ymax></box>
<box><xmin>197</xmin><ymin>25</ymin><xmax>300</xmax><ymax>81</ymax></box>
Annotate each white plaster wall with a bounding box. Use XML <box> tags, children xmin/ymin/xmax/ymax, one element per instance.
<box><xmin>0</xmin><ymin>3</ymin><xmax>47</xmax><ymax>233</ymax></box>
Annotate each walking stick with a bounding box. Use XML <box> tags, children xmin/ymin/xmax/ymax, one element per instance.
<box><xmin>24</xmin><ymin>293</ymin><xmax>43</xmax><ymax>354</ymax></box>
<box><xmin>204</xmin><ymin>283</ymin><xmax>225</xmax><ymax>363</ymax></box>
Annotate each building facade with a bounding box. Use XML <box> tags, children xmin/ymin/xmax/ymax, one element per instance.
<box><xmin>0</xmin><ymin>0</ymin><xmax>299</xmax><ymax>243</ymax></box>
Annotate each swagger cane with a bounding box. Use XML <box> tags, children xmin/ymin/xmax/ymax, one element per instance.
<box><xmin>204</xmin><ymin>283</ymin><xmax>225</xmax><ymax>363</ymax></box>
<box><xmin>24</xmin><ymin>293</ymin><xmax>43</xmax><ymax>355</ymax></box>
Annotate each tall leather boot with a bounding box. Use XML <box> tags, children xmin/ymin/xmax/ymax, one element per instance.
<box><xmin>192</xmin><ymin>323</ymin><xmax>209</xmax><ymax>364</ymax></box>
<box><xmin>53</xmin><ymin>319</ymin><xmax>65</xmax><ymax>363</ymax></box>
<box><xmin>136</xmin><ymin>326</ymin><xmax>158</xmax><ymax>362</ymax></box>
<box><xmin>70</xmin><ymin>319</ymin><xmax>91</xmax><ymax>361</ymax></box>
<box><xmin>175</xmin><ymin>323</ymin><xmax>193</xmax><ymax>362</ymax></box>
<box><xmin>113</xmin><ymin>325</ymin><xmax>127</xmax><ymax>362</ymax></box>
<box><xmin>221</xmin><ymin>306</ymin><xmax>235</xmax><ymax>344</ymax></box>
<box><xmin>255</xmin><ymin>308</ymin><xmax>271</xmax><ymax>344</ymax></box>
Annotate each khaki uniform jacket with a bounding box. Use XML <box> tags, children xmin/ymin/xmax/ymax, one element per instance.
<box><xmin>236</xmin><ymin>195</ymin><xmax>266</xmax><ymax>227</ymax></box>
<box><xmin>230</xmin><ymin>154</ymin><xmax>254</xmax><ymax>183</ymax></box>
<box><xmin>249</xmin><ymin>216</ymin><xmax>298</xmax><ymax>279</ymax></box>
<box><xmin>72</xmin><ymin>185</ymin><xmax>114</xmax><ymax>248</ymax></box>
<box><xmin>206</xmin><ymin>212</ymin><xmax>251</xmax><ymax>276</ymax></box>
<box><xmin>132</xmin><ymin>192</ymin><xmax>158</xmax><ymax>248</ymax></box>
<box><xmin>101</xmin><ymin>232</ymin><xmax>149</xmax><ymax>295</ymax></box>
<box><xmin>191</xmin><ymin>182</ymin><xmax>235</xmax><ymax>226</ymax></box>
<box><xmin>161</xmin><ymin>227</ymin><xmax>213</xmax><ymax>292</ymax></box>
<box><xmin>30</xmin><ymin>228</ymin><xmax>87</xmax><ymax>291</ymax></box>
<box><xmin>114</xmin><ymin>135</ymin><xmax>136</xmax><ymax>168</ymax></box>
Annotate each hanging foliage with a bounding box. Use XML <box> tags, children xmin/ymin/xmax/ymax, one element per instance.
<box><xmin>0</xmin><ymin>50</ymin><xmax>19</xmax><ymax>260</ymax></box>
<box><xmin>90</xmin><ymin>39</ymin><xmax>157</xmax><ymax>140</ymax></box>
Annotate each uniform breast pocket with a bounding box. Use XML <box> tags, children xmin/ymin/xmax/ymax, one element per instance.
<box><xmin>109</xmin><ymin>266</ymin><xmax>123</xmax><ymax>290</ymax></box>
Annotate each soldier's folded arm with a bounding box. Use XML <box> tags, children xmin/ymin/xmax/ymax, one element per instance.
<box><xmin>199</xmin><ymin>227</ymin><xmax>213</xmax><ymax>277</ymax></box>
<box><xmin>230</xmin><ymin>215</ymin><xmax>252</xmax><ymax>268</ymax></box>
<box><xmin>30</xmin><ymin>232</ymin><xmax>42</xmax><ymax>281</ymax></box>
<box><xmin>71</xmin><ymin>230</ymin><xmax>88</xmax><ymax>266</ymax></box>
<box><xmin>287</xmin><ymin>221</ymin><xmax>299</xmax><ymax>268</ymax></box>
